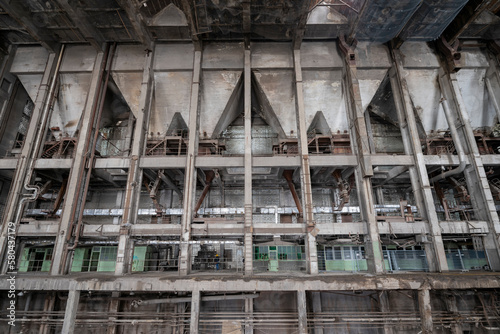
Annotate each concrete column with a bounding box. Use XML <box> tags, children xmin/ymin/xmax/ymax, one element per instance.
<box><xmin>61</xmin><ymin>289</ymin><xmax>80</xmax><ymax>334</ymax></box>
<box><xmin>311</xmin><ymin>292</ymin><xmax>323</xmax><ymax>334</ymax></box>
<box><xmin>418</xmin><ymin>289</ymin><xmax>433</xmax><ymax>334</ymax></box>
<box><xmin>115</xmin><ymin>44</ymin><xmax>156</xmax><ymax>275</ymax></box>
<box><xmin>0</xmin><ymin>51</ymin><xmax>57</xmax><ymax>272</ymax></box>
<box><xmin>444</xmin><ymin>294</ymin><xmax>462</xmax><ymax>334</ymax></box>
<box><xmin>245</xmin><ymin>296</ymin><xmax>253</xmax><ymax>334</ymax></box>
<box><xmin>190</xmin><ymin>289</ymin><xmax>201</xmax><ymax>334</ymax></box>
<box><xmin>340</xmin><ymin>42</ymin><xmax>383</xmax><ymax>274</ymax></box>
<box><xmin>293</xmin><ymin>49</ymin><xmax>318</xmax><ymax>275</ymax></box>
<box><xmin>244</xmin><ymin>48</ymin><xmax>253</xmax><ymax>275</ymax></box>
<box><xmin>297</xmin><ymin>290</ymin><xmax>308</xmax><ymax>334</ymax></box>
<box><xmin>377</xmin><ymin>291</ymin><xmax>394</xmax><ymax>334</ymax></box>
<box><xmin>39</xmin><ymin>293</ymin><xmax>56</xmax><ymax>334</ymax></box>
<box><xmin>50</xmin><ymin>50</ymin><xmax>106</xmax><ymax>275</ymax></box>
<box><xmin>389</xmin><ymin>49</ymin><xmax>448</xmax><ymax>272</ymax></box>
<box><xmin>179</xmin><ymin>50</ymin><xmax>202</xmax><ymax>276</ymax></box>
<box><xmin>106</xmin><ymin>292</ymin><xmax>120</xmax><ymax>334</ymax></box>
<box><xmin>438</xmin><ymin>67</ymin><xmax>500</xmax><ymax>270</ymax></box>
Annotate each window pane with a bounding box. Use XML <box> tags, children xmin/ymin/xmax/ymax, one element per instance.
<box><xmin>344</xmin><ymin>248</ymin><xmax>352</xmax><ymax>260</ymax></box>
<box><xmin>334</xmin><ymin>247</ymin><xmax>342</xmax><ymax>260</ymax></box>
<box><xmin>325</xmin><ymin>247</ymin><xmax>334</xmax><ymax>260</ymax></box>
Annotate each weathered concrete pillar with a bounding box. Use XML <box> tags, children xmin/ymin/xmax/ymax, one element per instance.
<box><xmin>297</xmin><ymin>289</ymin><xmax>308</xmax><ymax>334</ymax></box>
<box><xmin>245</xmin><ymin>296</ymin><xmax>253</xmax><ymax>334</ymax></box>
<box><xmin>311</xmin><ymin>292</ymin><xmax>323</xmax><ymax>334</ymax></box>
<box><xmin>339</xmin><ymin>39</ymin><xmax>383</xmax><ymax>273</ymax></box>
<box><xmin>377</xmin><ymin>291</ymin><xmax>394</xmax><ymax>334</ymax></box>
<box><xmin>0</xmin><ymin>50</ymin><xmax>57</xmax><ymax>273</ymax></box>
<box><xmin>293</xmin><ymin>49</ymin><xmax>318</xmax><ymax>275</ymax></box>
<box><xmin>115</xmin><ymin>44</ymin><xmax>156</xmax><ymax>275</ymax></box>
<box><xmin>179</xmin><ymin>49</ymin><xmax>202</xmax><ymax>276</ymax></box>
<box><xmin>106</xmin><ymin>292</ymin><xmax>120</xmax><ymax>334</ymax></box>
<box><xmin>51</xmin><ymin>50</ymin><xmax>106</xmax><ymax>275</ymax></box>
<box><xmin>190</xmin><ymin>289</ymin><xmax>201</xmax><ymax>334</ymax></box>
<box><xmin>444</xmin><ymin>293</ymin><xmax>462</xmax><ymax>334</ymax></box>
<box><xmin>61</xmin><ymin>289</ymin><xmax>80</xmax><ymax>334</ymax></box>
<box><xmin>389</xmin><ymin>49</ymin><xmax>448</xmax><ymax>272</ymax></box>
<box><xmin>244</xmin><ymin>48</ymin><xmax>253</xmax><ymax>275</ymax></box>
<box><xmin>438</xmin><ymin>66</ymin><xmax>500</xmax><ymax>270</ymax></box>
<box><xmin>418</xmin><ymin>289</ymin><xmax>433</xmax><ymax>334</ymax></box>
<box><xmin>39</xmin><ymin>292</ymin><xmax>56</xmax><ymax>334</ymax></box>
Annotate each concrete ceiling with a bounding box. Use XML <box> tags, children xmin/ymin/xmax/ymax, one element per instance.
<box><xmin>0</xmin><ymin>0</ymin><xmax>499</xmax><ymax>53</ymax></box>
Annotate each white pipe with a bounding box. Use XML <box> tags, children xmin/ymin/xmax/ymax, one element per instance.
<box><xmin>13</xmin><ymin>45</ymin><xmax>66</xmax><ymax>226</ymax></box>
<box><xmin>429</xmin><ymin>98</ymin><xmax>467</xmax><ymax>183</ymax></box>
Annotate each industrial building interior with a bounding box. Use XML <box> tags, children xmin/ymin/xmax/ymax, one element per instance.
<box><xmin>1</xmin><ymin>0</ymin><xmax>500</xmax><ymax>333</ymax></box>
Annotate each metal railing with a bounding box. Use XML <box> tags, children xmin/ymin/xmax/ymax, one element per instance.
<box><xmin>191</xmin><ymin>245</ymin><xmax>245</xmax><ymax>272</ymax></box>
<box><xmin>253</xmin><ymin>259</ymin><xmax>307</xmax><ymax>273</ymax></box>
<box><xmin>317</xmin><ymin>250</ymin><xmax>367</xmax><ymax>272</ymax></box>
<box><xmin>446</xmin><ymin>249</ymin><xmax>488</xmax><ymax>271</ymax></box>
<box><xmin>95</xmin><ymin>133</ymin><xmax>126</xmax><ymax>157</ymax></box>
<box><xmin>132</xmin><ymin>258</ymin><xmax>179</xmax><ymax>272</ymax></box>
<box><xmin>383</xmin><ymin>250</ymin><xmax>429</xmax><ymax>272</ymax></box>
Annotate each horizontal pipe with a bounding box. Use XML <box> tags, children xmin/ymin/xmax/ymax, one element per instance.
<box><xmin>137</xmin><ymin>293</ymin><xmax>260</xmax><ymax>305</ymax></box>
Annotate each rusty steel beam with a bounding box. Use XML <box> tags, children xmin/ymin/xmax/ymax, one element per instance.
<box><xmin>49</xmin><ymin>178</ymin><xmax>67</xmax><ymax>216</ymax></box>
<box><xmin>283</xmin><ymin>169</ymin><xmax>303</xmax><ymax>216</ymax></box>
<box><xmin>194</xmin><ymin>170</ymin><xmax>215</xmax><ymax>216</ymax></box>
<box><xmin>0</xmin><ymin>1</ymin><xmax>58</xmax><ymax>52</ymax></box>
<box><xmin>443</xmin><ymin>0</ymin><xmax>497</xmax><ymax>45</ymax></box>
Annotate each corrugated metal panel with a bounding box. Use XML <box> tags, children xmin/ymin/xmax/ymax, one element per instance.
<box><xmin>356</xmin><ymin>0</ymin><xmax>422</xmax><ymax>42</ymax></box>
<box><xmin>399</xmin><ymin>0</ymin><xmax>469</xmax><ymax>41</ymax></box>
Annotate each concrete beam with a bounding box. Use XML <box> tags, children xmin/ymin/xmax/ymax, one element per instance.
<box><xmin>140</xmin><ymin>156</ymin><xmax>186</xmax><ymax>169</ymax></box>
<box><xmin>34</xmin><ymin>159</ymin><xmax>72</xmax><ymax>169</ymax></box>
<box><xmin>61</xmin><ymin>289</ymin><xmax>80</xmax><ymax>334</ymax></box>
<box><xmin>195</xmin><ymin>156</ymin><xmax>243</xmax><ymax>168</ymax></box>
<box><xmin>95</xmin><ymin>158</ymin><xmax>130</xmax><ymax>169</ymax></box>
<box><xmin>16</xmin><ymin>220</ymin><xmax>488</xmax><ymax>238</ymax></box>
<box><xmin>4</xmin><ymin>273</ymin><xmax>500</xmax><ymax>292</ymax></box>
<box><xmin>0</xmin><ymin>159</ymin><xmax>17</xmax><ymax>169</ymax></box>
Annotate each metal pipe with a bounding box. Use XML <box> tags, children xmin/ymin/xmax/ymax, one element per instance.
<box><xmin>283</xmin><ymin>170</ymin><xmax>303</xmax><ymax>215</ymax></box>
<box><xmin>429</xmin><ymin>98</ymin><xmax>467</xmax><ymax>183</ymax></box>
<box><xmin>11</xmin><ymin>45</ymin><xmax>66</xmax><ymax>228</ymax></box>
<box><xmin>136</xmin><ymin>293</ymin><xmax>260</xmax><ymax>306</ymax></box>
<box><xmin>193</xmin><ymin>170</ymin><xmax>215</xmax><ymax>216</ymax></box>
